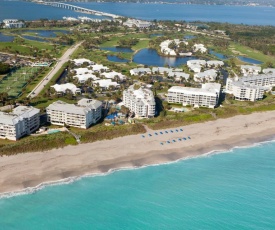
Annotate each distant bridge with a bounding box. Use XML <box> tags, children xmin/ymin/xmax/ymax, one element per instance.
<box><xmin>41</xmin><ymin>1</ymin><xmax>122</xmax><ymax>19</ymax></box>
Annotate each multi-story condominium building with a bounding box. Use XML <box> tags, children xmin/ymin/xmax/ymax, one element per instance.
<box><xmin>263</xmin><ymin>68</ymin><xmax>275</xmax><ymax>74</ymax></box>
<box><xmin>226</xmin><ymin>73</ymin><xmax>275</xmax><ymax>101</ymax></box>
<box><xmin>3</xmin><ymin>19</ymin><xmax>25</xmax><ymax>29</ymax></box>
<box><xmin>0</xmin><ymin>106</ymin><xmax>40</xmax><ymax>141</ymax></box>
<box><xmin>167</xmin><ymin>83</ymin><xmax>221</xmax><ymax>108</ymax></box>
<box><xmin>123</xmin><ymin>85</ymin><xmax>156</xmax><ymax>118</ymax></box>
<box><xmin>228</xmin><ymin>81</ymin><xmax>265</xmax><ymax>101</ymax></box>
<box><xmin>241</xmin><ymin>74</ymin><xmax>275</xmax><ymax>87</ymax></box>
<box><xmin>46</xmin><ymin>99</ymin><xmax>102</xmax><ymax>129</ymax></box>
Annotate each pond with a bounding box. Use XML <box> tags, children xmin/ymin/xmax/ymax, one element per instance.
<box><xmin>14</xmin><ymin>29</ymin><xmax>69</xmax><ymax>38</ymax></box>
<box><xmin>22</xmin><ymin>35</ymin><xmax>48</xmax><ymax>43</ymax></box>
<box><xmin>101</xmin><ymin>47</ymin><xmax>133</xmax><ymax>53</ymax></box>
<box><xmin>149</xmin><ymin>33</ymin><xmax>163</xmax><ymax>37</ymax></box>
<box><xmin>237</xmin><ymin>56</ymin><xmax>263</xmax><ymax>64</ymax></box>
<box><xmin>0</xmin><ymin>32</ymin><xmax>14</xmax><ymax>42</ymax></box>
<box><xmin>133</xmin><ymin>48</ymin><xmax>198</xmax><ymax>67</ymax></box>
<box><xmin>107</xmin><ymin>55</ymin><xmax>129</xmax><ymax>63</ymax></box>
<box><xmin>184</xmin><ymin>35</ymin><xmax>196</xmax><ymax>40</ymax></box>
<box><xmin>209</xmin><ymin>49</ymin><xmax>228</xmax><ymax>60</ymax></box>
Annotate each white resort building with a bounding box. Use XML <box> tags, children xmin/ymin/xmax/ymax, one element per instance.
<box><xmin>91</xmin><ymin>64</ymin><xmax>109</xmax><ymax>72</ymax></box>
<box><xmin>159</xmin><ymin>39</ymin><xmax>185</xmax><ymax>56</ymax></box>
<box><xmin>225</xmin><ymin>73</ymin><xmax>275</xmax><ymax>101</ymax></box>
<box><xmin>73</xmin><ymin>58</ymin><xmax>94</xmax><ymax>66</ymax></box>
<box><xmin>240</xmin><ymin>65</ymin><xmax>261</xmax><ymax>76</ymax></box>
<box><xmin>73</xmin><ymin>68</ymin><xmax>94</xmax><ymax>75</ymax></box>
<box><xmin>194</xmin><ymin>69</ymin><xmax>217</xmax><ymax>82</ymax></box>
<box><xmin>187</xmin><ymin>60</ymin><xmax>206</xmax><ymax>73</ymax></box>
<box><xmin>207</xmin><ymin>60</ymin><xmax>224</xmax><ymax>68</ymax></box>
<box><xmin>130</xmin><ymin>68</ymin><xmax>152</xmax><ymax>76</ymax></box>
<box><xmin>51</xmin><ymin>83</ymin><xmax>81</xmax><ymax>95</ymax></box>
<box><xmin>123</xmin><ymin>85</ymin><xmax>156</xmax><ymax>118</ymax></box>
<box><xmin>92</xmin><ymin>79</ymin><xmax>120</xmax><ymax>89</ymax></box>
<box><xmin>0</xmin><ymin>106</ymin><xmax>40</xmax><ymax>141</ymax></box>
<box><xmin>101</xmin><ymin>71</ymin><xmax>126</xmax><ymax>81</ymax></box>
<box><xmin>3</xmin><ymin>19</ymin><xmax>25</xmax><ymax>29</ymax></box>
<box><xmin>123</xmin><ymin>19</ymin><xmax>151</xmax><ymax>29</ymax></box>
<box><xmin>193</xmin><ymin>44</ymin><xmax>207</xmax><ymax>53</ymax></box>
<box><xmin>46</xmin><ymin>99</ymin><xmax>102</xmax><ymax>129</ymax></box>
<box><xmin>74</xmin><ymin>73</ymin><xmax>99</xmax><ymax>84</ymax></box>
<box><xmin>167</xmin><ymin>83</ymin><xmax>221</xmax><ymax>108</ymax></box>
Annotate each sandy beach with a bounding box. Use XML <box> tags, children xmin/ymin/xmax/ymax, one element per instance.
<box><xmin>1</xmin><ymin>111</ymin><xmax>275</xmax><ymax>195</ymax></box>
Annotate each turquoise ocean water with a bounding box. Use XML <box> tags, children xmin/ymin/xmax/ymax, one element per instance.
<box><xmin>1</xmin><ymin>140</ymin><xmax>275</xmax><ymax>229</ymax></box>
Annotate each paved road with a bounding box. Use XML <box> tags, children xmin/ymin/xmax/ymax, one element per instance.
<box><xmin>28</xmin><ymin>41</ymin><xmax>84</xmax><ymax>98</ymax></box>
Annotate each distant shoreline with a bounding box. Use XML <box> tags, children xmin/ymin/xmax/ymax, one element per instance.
<box><xmin>0</xmin><ymin>110</ymin><xmax>275</xmax><ymax>196</ymax></box>
<box><xmin>25</xmin><ymin>0</ymin><xmax>275</xmax><ymax>8</ymax></box>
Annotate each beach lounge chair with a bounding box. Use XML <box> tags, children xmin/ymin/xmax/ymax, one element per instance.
<box><xmin>155</xmin><ymin>132</ymin><xmax>158</xmax><ymax>135</ymax></box>
<box><xmin>160</xmin><ymin>142</ymin><xmax>163</xmax><ymax>145</ymax></box>
<box><xmin>175</xmin><ymin>129</ymin><xmax>178</xmax><ymax>132</ymax></box>
<box><xmin>148</xmin><ymin>134</ymin><xmax>152</xmax><ymax>137</ymax></box>
<box><xmin>188</xmin><ymin>136</ymin><xmax>191</xmax><ymax>139</ymax></box>
<box><xmin>160</xmin><ymin>132</ymin><xmax>163</xmax><ymax>135</ymax></box>
<box><xmin>183</xmin><ymin>137</ymin><xmax>187</xmax><ymax>140</ymax></box>
<box><xmin>167</xmin><ymin>141</ymin><xmax>170</xmax><ymax>144</ymax></box>
<box><xmin>141</xmin><ymin>135</ymin><xmax>145</xmax><ymax>138</ymax></box>
<box><xmin>165</xmin><ymin>131</ymin><xmax>168</xmax><ymax>134</ymax></box>
<box><xmin>170</xmin><ymin>130</ymin><xmax>173</xmax><ymax>133</ymax></box>
<box><xmin>180</xmin><ymin>129</ymin><xmax>183</xmax><ymax>132</ymax></box>
<box><xmin>178</xmin><ymin>138</ymin><xmax>181</xmax><ymax>141</ymax></box>
<box><xmin>173</xmin><ymin>140</ymin><xmax>176</xmax><ymax>142</ymax></box>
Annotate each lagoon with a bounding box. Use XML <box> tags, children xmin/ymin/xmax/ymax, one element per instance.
<box><xmin>133</xmin><ymin>48</ymin><xmax>197</xmax><ymax>67</ymax></box>
<box><xmin>184</xmin><ymin>35</ymin><xmax>196</xmax><ymax>40</ymax></box>
<box><xmin>23</xmin><ymin>30</ymin><xmax>69</xmax><ymax>38</ymax></box>
<box><xmin>107</xmin><ymin>55</ymin><xmax>129</xmax><ymax>63</ymax></box>
<box><xmin>237</xmin><ymin>56</ymin><xmax>263</xmax><ymax>64</ymax></box>
<box><xmin>74</xmin><ymin>2</ymin><xmax>275</xmax><ymax>26</ymax></box>
<box><xmin>0</xmin><ymin>33</ymin><xmax>14</xmax><ymax>42</ymax></box>
<box><xmin>21</xmin><ymin>35</ymin><xmax>48</xmax><ymax>43</ymax></box>
<box><xmin>1</xmin><ymin>1</ymin><xmax>275</xmax><ymax>25</ymax></box>
<box><xmin>209</xmin><ymin>50</ymin><xmax>229</xmax><ymax>60</ymax></box>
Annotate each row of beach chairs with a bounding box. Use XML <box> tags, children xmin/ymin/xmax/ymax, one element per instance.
<box><xmin>160</xmin><ymin>136</ymin><xmax>191</xmax><ymax>145</ymax></box>
<box><xmin>141</xmin><ymin>128</ymin><xmax>184</xmax><ymax>138</ymax></box>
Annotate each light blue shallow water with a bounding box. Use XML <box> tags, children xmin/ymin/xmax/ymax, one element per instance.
<box><xmin>1</xmin><ymin>140</ymin><xmax>275</xmax><ymax>229</ymax></box>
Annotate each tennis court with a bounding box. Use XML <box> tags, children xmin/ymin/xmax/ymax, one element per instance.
<box><xmin>0</xmin><ymin>66</ymin><xmax>40</xmax><ymax>98</ymax></box>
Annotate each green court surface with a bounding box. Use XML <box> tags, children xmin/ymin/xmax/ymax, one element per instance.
<box><xmin>0</xmin><ymin>67</ymin><xmax>40</xmax><ymax>98</ymax></box>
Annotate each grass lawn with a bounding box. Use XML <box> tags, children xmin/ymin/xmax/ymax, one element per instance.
<box><xmin>230</xmin><ymin>43</ymin><xmax>275</xmax><ymax>65</ymax></box>
<box><xmin>0</xmin><ymin>39</ymin><xmax>67</xmax><ymax>58</ymax></box>
<box><xmin>100</xmin><ymin>33</ymin><xmax>150</xmax><ymax>48</ymax></box>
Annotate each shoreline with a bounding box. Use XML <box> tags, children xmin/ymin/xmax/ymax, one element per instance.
<box><xmin>1</xmin><ymin>132</ymin><xmax>275</xmax><ymax>199</ymax></box>
<box><xmin>1</xmin><ymin>111</ymin><xmax>275</xmax><ymax>196</ymax></box>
